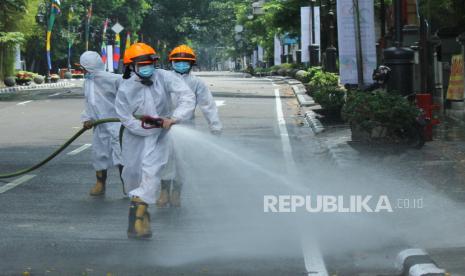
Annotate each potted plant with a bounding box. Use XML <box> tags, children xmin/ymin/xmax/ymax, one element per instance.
<box><xmin>64</xmin><ymin>71</ymin><xmax>73</xmax><ymax>79</ymax></box>
<box><xmin>15</xmin><ymin>71</ymin><xmax>33</xmax><ymax>86</ymax></box>
<box><xmin>50</xmin><ymin>74</ymin><xmax>60</xmax><ymax>83</ymax></box>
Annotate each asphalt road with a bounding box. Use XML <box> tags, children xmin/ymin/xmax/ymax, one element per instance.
<box><xmin>0</xmin><ymin>72</ymin><xmax>463</xmax><ymax>275</ymax></box>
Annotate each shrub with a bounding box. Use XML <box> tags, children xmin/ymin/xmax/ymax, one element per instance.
<box><xmin>342</xmin><ymin>91</ymin><xmax>419</xmax><ymax>137</ymax></box>
<box><xmin>33</xmin><ymin>75</ymin><xmax>44</xmax><ymax>84</ymax></box>
<box><xmin>313</xmin><ymin>86</ymin><xmax>346</xmax><ymax>113</ymax></box>
<box><xmin>50</xmin><ymin>74</ymin><xmax>60</xmax><ymax>83</ymax></box>
<box><xmin>308</xmin><ymin>70</ymin><xmax>339</xmax><ymax>92</ymax></box>
<box><xmin>295</xmin><ymin>70</ymin><xmax>311</xmax><ymax>83</ymax></box>
<box><xmin>72</xmin><ymin>73</ymin><xmax>84</xmax><ymax>79</ymax></box>
<box><xmin>15</xmin><ymin>71</ymin><xmax>33</xmax><ymax>85</ymax></box>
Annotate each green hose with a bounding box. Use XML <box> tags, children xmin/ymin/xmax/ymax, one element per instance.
<box><xmin>0</xmin><ymin>118</ymin><xmax>120</xmax><ymax>179</ymax></box>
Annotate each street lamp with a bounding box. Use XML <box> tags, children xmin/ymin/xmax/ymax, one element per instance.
<box><xmin>324</xmin><ymin>0</ymin><xmax>337</xmax><ymax>73</ymax></box>
<box><xmin>36</xmin><ymin>1</ymin><xmax>50</xmax><ymax>82</ymax></box>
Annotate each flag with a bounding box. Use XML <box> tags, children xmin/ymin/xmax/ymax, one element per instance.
<box><xmin>101</xmin><ymin>19</ymin><xmax>109</xmax><ymax>67</ymax></box>
<box><xmin>125</xmin><ymin>32</ymin><xmax>131</xmax><ymax>51</ymax></box>
<box><xmin>85</xmin><ymin>3</ymin><xmax>92</xmax><ymax>51</ymax></box>
<box><xmin>67</xmin><ymin>6</ymin><xmax>74</xmax><ymax>69</ymax></box>
<box><xmin>113</xmin><ymin>33</ymin><xmax>120</xmax><ymax>70</ymax></box>
<box><xmin>46</xmin><ymin>0</ymin><xmax>61</xmax><ymax>71</ymax></box>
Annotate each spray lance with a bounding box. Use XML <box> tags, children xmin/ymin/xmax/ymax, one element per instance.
<box><xmin>0</xmin><ymin>115</ymin><xmax>165</xmax><ymax>179</ymax></box>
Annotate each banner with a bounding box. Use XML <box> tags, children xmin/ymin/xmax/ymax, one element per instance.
<box><xmin>274</xmin><ymin>34</ymin><xmax>282</xmax><ymax>65</ymax></box>
<box><xmin>337</xmin><ymin>0</ymin><xmax>376</xmax><ymax>84</ymax></box>
<box><xmin>67</xmin><ymin>6</ymin><xmax>74</xmax><ymax>69</ymax></box>
<box><xmin>113</xmin><ymin>33</ymin><xmax>120</xmax><ymax>70</ymax></box>
<box><xmin>106</xmin><ymin>45</ymin><xmax>114</xmax><ymax>73</ymax></box>
<box><xmin>46</xmin><ymin>0</ymin><xmax>61</xmax><ymax>71</ymax></box>
<box><xmin>446</xmin><ymin>55</ymin><xmax>465</xmax><ymax>101</ymax></box>
<box><xmin>101</xmin><ymin>19</ymin><xmax>109</xmax><ymax>69</ymax></box>
<box><xmin>125</xmin><ymin>32</ymin><xmax>131</xmax><ymax>55</ymax></box>
<box><xmin>301</xmin><ymin>7</ymin><xmax>310</xmax><ymax>63</ymax></box>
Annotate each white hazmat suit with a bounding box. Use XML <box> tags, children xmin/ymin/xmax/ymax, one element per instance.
<box><xmin>115</xmin><ymin>69</ymin><xmax>195</xmax><ymax>204</ymax></box>
<box><xmin>80</xmin><ymin>51</ymin><xmax>122</xmax><ymax>171</ymax></box>
<box><xmin>175</xmin><ymin>72</ymin><xmax>222</xmax><ymax>132</ymax></box>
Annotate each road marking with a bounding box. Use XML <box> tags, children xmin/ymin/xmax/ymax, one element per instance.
<box><xmin>274</xmin><ymin>88</ymin><xmax>297</xmax><ymax>173</ymax></box>
<box><xmin>274</xmin><ymin>86</ymin><xmax>328</xmax><ymax>276</ymax></box>
<box><xmin>48</xmin><ymin>92</ymin><xmax>63</xmax><ymax>97</ymax></box>
<box><xmin>215</xmin><ymin>100</ymin><xmax>226</xmax><ymax>107</ymax></box>
<box><xmin>0</xmin><ymin>175</ymin><xmax>36</xmax><ymax>194</ymax></box>
<box><xmin>17</xmin><ymin>100</ymin><xmax>33</xmax><ymax>106</ymax></box>
<box><xmin>67</xmin><ymin>143</ymin><xmax>92</xmax><ymax>155</ymax></box>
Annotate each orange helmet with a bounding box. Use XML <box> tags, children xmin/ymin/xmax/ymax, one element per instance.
<box><xmin>123</xmin><ymin>43</ymin><xmax>158</xmax><ymax>65</ymax></box>
<box><xmin>169</xmin><ymin>45</ymin><xmax>196</xmax><ymax>63</ymax></box>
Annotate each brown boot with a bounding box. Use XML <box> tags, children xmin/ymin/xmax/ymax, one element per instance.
<box><xmin>127</xmin><ymin>197</ymin><xmax>152</xmax><ymax>239</ymax></box>
<box><xmin>89</xmin><ymin>170</ymin><xmax>107</xmax><ymax>196</ymax></box>
<box><xmin>170</xmin><ymin>181</ymin><xmax>182</xmax><ymax>208</ymax></box>
<box><xmin>156</xmin><ymin>180</ymin><xmax>171</xmax><ymax>208</ymax></box>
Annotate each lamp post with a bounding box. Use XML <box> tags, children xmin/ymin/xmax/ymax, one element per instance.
<box><xmin>35</xmin><ymin>1</ymin><xmax>50</xmax><ymax>82</ymax></box>
<box><xmin>309</xmin><ymin>0</ymin><xmax>320</xmax><ymax>66</ymax></box>
<box><xmin>383</xmin><ymin>0</ymin><xmax>414</xmax><ymax>95</ymax></box>
<box><xmin>325</xmin><ymin>0</ymin><xmax>337</xmax><ymax>72</ymax></box>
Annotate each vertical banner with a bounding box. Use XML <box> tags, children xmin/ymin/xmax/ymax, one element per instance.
<box><xmin>106</xmin><ymin>45</ymin><xmax>114</xmax><ymax>73</ymax></box>
<box><xmin>46</xmin><ymin>0</ymin><xmax>61</xmax><ymax>72</ymax></box>
<box><xmin>337</xmin><ymin>0</ymin><xmax>376</xmax><ymax>84</ymax></box>
<box><xmin>101</xmin><ymin>19</ymin><xmax>109</xmax><ymax>70</ymax></box>
<box><xmin>113</xmin><ymin>33</ymin><xmax>121</xmax><ymax>70</ymax></box>
<box><xmin>253</xmin><ymin>50</ymin><xmax>258</xmax><ymax>68</ymax></box>
<box><xmin>15</xmin><ymin>44</ymin><xmax>21</xmax><ymax>70</ymax></box>
<box><xmin>85</xmin><ymin>3</ymin><xmax>92</xmax><ymax>51</ymax></box>
<box><xmin>446</xmin><ymin>55</ymin><xmax>464</xmax><ymax>100</ymax></box>
<box><xmin>301</xmin><ymin>7</ymin><xmax>311</xmax><ymax>63</ymax></box>
<box><xmin>274</xmin><ymin>34</ymin><xmax>282</xmax><ymax>65</ymax></box>
<box><xmin>125</xmin><ymin>32</ymin><xmax>131</xmax><ymax>55</ymax></box>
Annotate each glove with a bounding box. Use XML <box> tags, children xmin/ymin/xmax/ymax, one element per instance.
<box><xmin>83</xmin><ymin>120</ymin><xmax>94</xmax><ymax>129</ymax></box>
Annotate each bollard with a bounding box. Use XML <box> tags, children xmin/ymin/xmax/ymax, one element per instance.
<box><xmin>309</xmin><ymin>44</ymin><xmax>320</xmax><ymax>67</ymax></box>
<box><xmin>416</xmin><ymin>93</ymin><xmax>440</xmax><ymax>141</ymax></box>
<box><xmin>384</xmin><ymin>47</ymin><xmax>415</xmax><ymax>96</ymax></box>
<box><xmin>396</xmin><ymin>248</ymin><xmax>446</xmax><ymax>276</ymax></box>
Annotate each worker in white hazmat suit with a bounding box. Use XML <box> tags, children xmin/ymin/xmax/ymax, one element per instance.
<box><xmin>116</xmin><ymin>43</ymin><xmax>195</xmax><ymax>239</ymax></box>
<box><xmin>80</xmin><ymin>51</ymin><xmax>123</xmax><ymax>197</ymax></box>
<box><xmin>156</xmin><ymin>45</ymin><xmax>222</xmax><ymax>208</ymax></box>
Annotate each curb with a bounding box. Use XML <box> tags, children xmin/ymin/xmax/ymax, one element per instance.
<box><xmin>304</xmin><ymin>111</ymin><xmax>324</xmax><ymax>134</ymax></box>
<box><xmin>395</xmin><ymin>249</ymin><xmax>446</xmax><ymax>276</ymax></box>
<box><xmin>0</xmin><ymin>81</ymin><xmax>79</xmax><ymax>94</ymax></box>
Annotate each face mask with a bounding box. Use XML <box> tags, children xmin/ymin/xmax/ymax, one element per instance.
<box><xmin>173</xmin><ymin>61</ymin><xmax>191</xmax><ymax>74</ymax></box>
<box><xmin>137</xmin><ymin>64</ymin><xmax>155</xmax><ymax>78</ymax></box>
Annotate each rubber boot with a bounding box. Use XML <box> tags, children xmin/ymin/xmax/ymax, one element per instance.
<box><xmin>118</xmin><ymin>165</ymin><xmax>127</xmax><ymax>195</ymax></box>
<box><xmin>170</xmin><ymin>181</ymin><xmax>182</xmax><ymax>208</ymax></box>
<box><xmin>127</xmin><ymin>197</ymin><xmax>152</xmax><ymax>239</ymax></box>
<box><xmin>156</xmin><ymin>180</ymin><xmax>171</xmax><ymax>208</ymax></box>
<box><xmin>89</xmin><ymin>170</ymin><xmax>107</xmax><ymax>196</ymax></box>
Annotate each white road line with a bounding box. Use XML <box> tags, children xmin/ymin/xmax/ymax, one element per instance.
<box><xmin>215</xmin><ymin>100</ymin><xmax>226</xmax><ymax>107</ymax></box>
<box><xmin>274</xmin><ymin>85</ymin><xmax>328</xmax><ymax>276</ymax></box>
<box><xmin>0</xmin><ymin>175</ymin><xmax>36</xmax><ymax>194</ymax></box>
<box><xmin>274</xmin><ymin>88</ymin><xmax>297</xmax><ymax>173</ymax></box>
<box><xmin>48</xmin><ymin>92</ymin><xmax>63</xmax><ymax>97</ymax></box>
<box><xmin>17</xmin><ymin>100</ymin><xmax>33</xmax><ymax>106</ymax></box>
<box><xmin>67</xmin><ymin>143</ymin><xmax>92</xmax><ymax>155</ymax></box>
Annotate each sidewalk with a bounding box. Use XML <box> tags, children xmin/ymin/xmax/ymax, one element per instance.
<box><xmin>0</xmin><ymin>79</ymin><xmax>83</xmax><ymax>94</ymax></box>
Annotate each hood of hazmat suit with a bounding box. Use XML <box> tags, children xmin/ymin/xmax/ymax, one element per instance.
<box><xmin>115</xmin><ymin>68</ymin><xmax>195</xmax><ymax>204</ymax></box>
<box><xmin>80</xmin><ymin>51</ymin><xmax>122</xmax><ymax>170</ymax></box>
